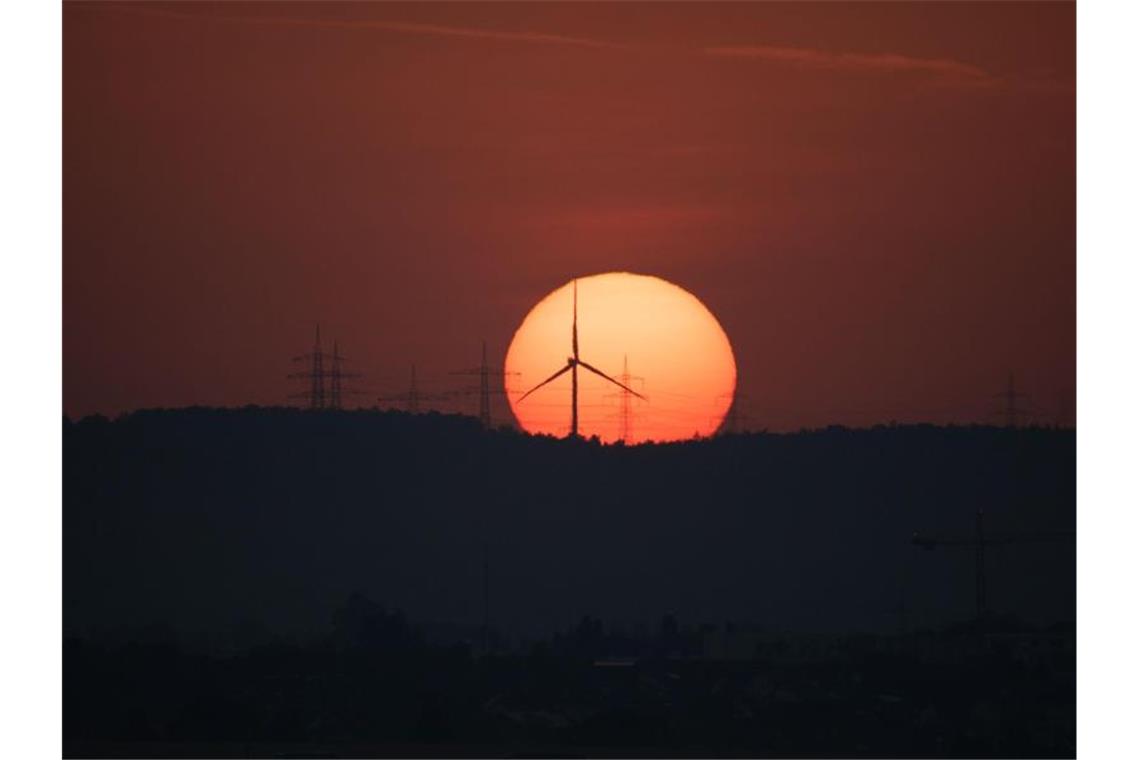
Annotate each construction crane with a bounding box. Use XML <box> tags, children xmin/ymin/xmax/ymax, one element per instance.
<box><xmin>912</xmin><ymin>508</ymin><xmax>1074</xmax><ymax>623</ymax></box>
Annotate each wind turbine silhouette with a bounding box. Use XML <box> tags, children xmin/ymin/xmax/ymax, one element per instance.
<box><xmin>517</xmin><ymin>279</ymin><xmax>646</xmax><ymax>438</ymax></box>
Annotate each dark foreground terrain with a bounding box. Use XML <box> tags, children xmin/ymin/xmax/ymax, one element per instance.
<box><xmin>64</xmin><ymin>408</ymin><xmax>1075</xmax><ymax>757</ymax></box>
<box><xmin>65</xmin><ymin>611</ymin><xmax>1074</xmax><ymax>758</ymax></box>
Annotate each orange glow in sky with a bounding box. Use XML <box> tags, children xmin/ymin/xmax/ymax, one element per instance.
<box><xmin>505</xmin><ymin>273</ymin><xmax>737</xmax><ymax>443</ymax></box>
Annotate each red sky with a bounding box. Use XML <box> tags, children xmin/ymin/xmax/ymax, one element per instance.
<box><xmin>64</xmin><ymin>1</ymin><xmax>1075</xmax><ymax>430</ymax></box>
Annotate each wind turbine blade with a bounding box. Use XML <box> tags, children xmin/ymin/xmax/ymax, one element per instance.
<box><xmin>578</xmin><ymin>360</ymin><xmax>647</xmax><ymax>400</ymax></box>
<box><xmin>572</xmin><ymin>279</ymin><xmax>579</xmax><ymax>360</ymax></box>
<box><xmin>517</xmin><ymin>362</ymin><xmax>573</xmax><ymax>402</ymax></box>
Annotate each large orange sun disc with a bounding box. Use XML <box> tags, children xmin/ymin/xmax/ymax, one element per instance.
<box><xmin>505</xmin><ymin>272</ymin><xmax>737</xmax><ymax>443</ymax></box>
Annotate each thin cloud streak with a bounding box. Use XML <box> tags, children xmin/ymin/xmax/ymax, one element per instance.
<box><xmin>705</xmin><ymin>44</ymin><xmax>992</xmax><ymax>83</ymax></box>
<box><xmin>266</xmin><ymin>17</ymin><xmax>626</xmax><ymax>50</ymax></box>
<box><xmin>86</xmin><ymin>4</ymin><xmax>1020</xmax><ymax>90</ymax></box>
<box><xmin>86</xmin><ymin>4</ymin><xmax>627</xmax><ymax>50</ymax></box>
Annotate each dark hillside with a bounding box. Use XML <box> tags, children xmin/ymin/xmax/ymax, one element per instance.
<box><xmin>64</xmin><ymin>408</ymin><xmax>1075</xmax><ymax>644</ymax></box>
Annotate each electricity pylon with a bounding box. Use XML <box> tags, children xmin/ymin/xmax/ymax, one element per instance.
<box><xmin>603</xmin><ymin>355</ymin><xmax>645</xmax><ymax>442</ymax></box>
<box><xmin>993</xmin><ymin>372</ymin><xmax>1031</xmax><ymax>428</ymax></box>
<box><xmin>289</xmin><ymin>324</ymin><xmax>329</xmax><ymax>409</ymax></box>
<box><xmin>378</xmin><ymin>364</ymin><xmax>455</xmax><ymax>413</ymax></box>
<box><xmin>289</xmin><ymin>326</ymin><xmax>364</xmax><ymax>410</ymax></box>
<box><xmin>328</xmin><ymin>340</ymin><xmax>365</xmax><ymax>410</ymax></box>
<box><xmin>450</xmin><ymin>340</ymin><xmax>520</xmax><ymax>428</ymax></box>
<box><xmin>715</xmin><ymin>392</ymin><xmax>749</xmax><ymax>435</ymax></box>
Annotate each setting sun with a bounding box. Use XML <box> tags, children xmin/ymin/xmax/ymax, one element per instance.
<box><xmin>505</xmin><ymin>273</ymin><xmax>737</xmax><ymax>443</ymax></box>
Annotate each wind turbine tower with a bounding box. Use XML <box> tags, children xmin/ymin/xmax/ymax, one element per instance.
<box><xmin>517</xmin><ymin>279</ymin><xmax>647</xmax><ymax>438</ymax></box>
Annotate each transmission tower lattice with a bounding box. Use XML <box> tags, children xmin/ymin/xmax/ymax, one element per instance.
<box><xmin>603</xmin><ymin>355</ymin><xmax>646</xmax><ymax>442</ymax></box>
<box><xmin>289</xmin><ymin>324</ymin><xmax>328</xmax><ymax>409</ymax></box>
<box><xmin>450</xmin><ymin>340</ymin><xmax>520</xmax><ymax>428</ymax></box>
<box><xmin>715</xmin><ymin>393</ymin><xmax>749</xmax><ymax>435</ymax></box>
<box><xmin>993</xmin><ymin>372</ymin><xmax>1031</xmax><ymax>428</ymax></box>
<box><xmin>288</xmin><ymin>325</ymin><xmax>364</xmax><ymax>410</ymax></box>
<box><xmin>328</xmin><ymin>341</ymin><xmax>365</xmax><ymax>410</ymax></box>
<box><xmin>378</xmin><ymin>364</ymin><xmax>455</xmax><ymax>413</ymax></box>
